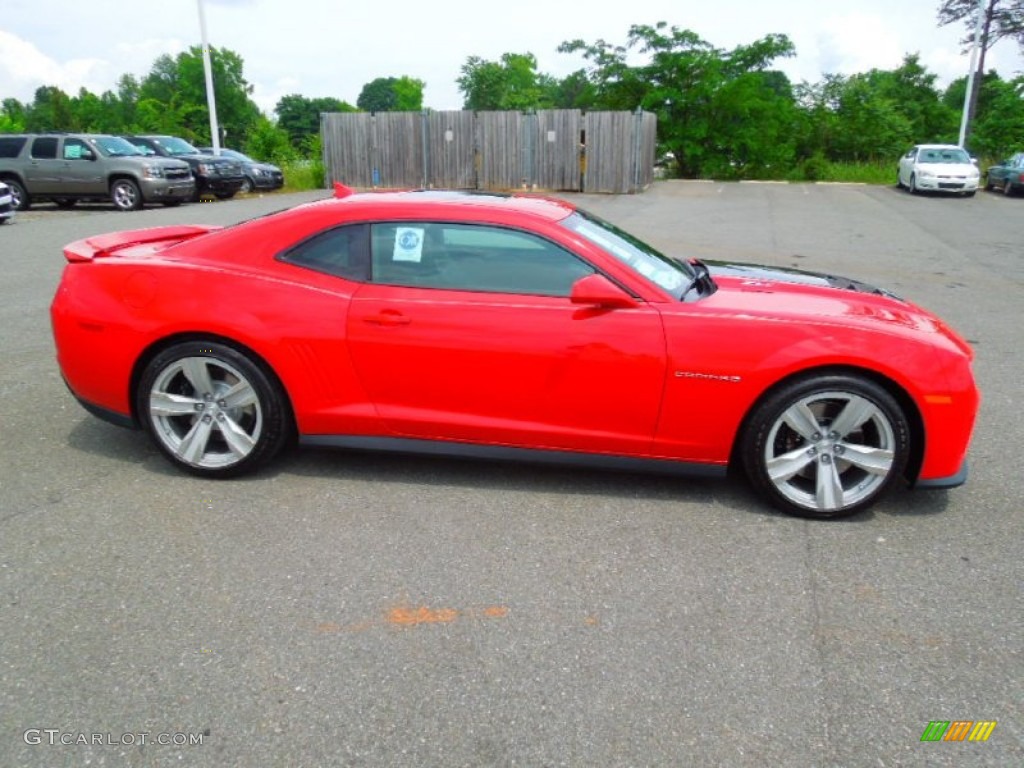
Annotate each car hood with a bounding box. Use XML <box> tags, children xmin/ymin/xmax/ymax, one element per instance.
<box><xmin>707</xmin><ymin>261</ymin><xmax>900</xmax><ymax>298</ymax></box>
<box><xmin>699</xmin><ymin>261</ymin><xmax>969</xmax><ymax>351</ymax></box>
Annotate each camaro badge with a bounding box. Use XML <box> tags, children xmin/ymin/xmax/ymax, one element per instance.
<box><xmin>675</xmin><ymin>371</ymin><xmax>742</xmax><ymax>383</ymax></box>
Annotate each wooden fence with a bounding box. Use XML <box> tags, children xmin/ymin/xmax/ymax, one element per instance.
<box><xmin>321</xmin><ymin>109</ymin><xmax>656</xmax><ymax>194</ymax></box>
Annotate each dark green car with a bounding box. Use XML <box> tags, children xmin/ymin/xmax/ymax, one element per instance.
<box><xmin>985</xmin><ymin>153</ymin><xmax>1024</xmax><ymax>196</ymax></box>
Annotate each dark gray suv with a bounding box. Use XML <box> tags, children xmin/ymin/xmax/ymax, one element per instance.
<box><xmin>0</xmin><ymin>134</ymin><xmax>195</xmax><ymax>211</ymax></box>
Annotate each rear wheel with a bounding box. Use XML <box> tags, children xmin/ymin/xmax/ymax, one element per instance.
<box><xmin>5</xmin><ymin>178</ymin><xmax>30</xmax><ymax>210</ymax></box>
<box><xmin>137</xmin><ymin>340</ymin><xmax>292</xmax><ymax>477</ymax></box>
<box><xmin>741</xmin><ymin>374</ymin><xmax>910</xmax><ymax>519</ymax></box>
<box><xmin>111</xmin><ymin>178</ymin><xmax>142</xmax><ymax>211</ymax></box>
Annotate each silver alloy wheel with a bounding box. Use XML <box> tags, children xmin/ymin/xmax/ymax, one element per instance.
<box><xmin>148</xmin><ymin>356</ymin><xmax>263</xmax><ymax>469</ymax></box>
<box><xmin>763</xmin><ymin>390</ymin><xmax>896</xmax><ymax>513</ymax></box>
<box><xmin>240</xmin><ymin>177</ymin><xmax>254</xmax><ymax>193</ymax></box>
<box><xmin>111</xmin><ymin>179</ymin><xmax>140</xmax><ymax>210</ymax></box>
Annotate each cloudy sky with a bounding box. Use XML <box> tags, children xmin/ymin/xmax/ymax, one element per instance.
<box><xmin>2</xmin><ymin>0</ymin><xmax>1022</xmax><ymax>115</ymax></box>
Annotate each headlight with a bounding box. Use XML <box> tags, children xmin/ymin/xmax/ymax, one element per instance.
<box><xmin>196</xmin><ymin>163</ymin><xmax>212</xmax><ymax>175</ymax></box>
<box><xmin>918</xmin><ymin>169</ymin><xmax>935</xmax><ymax>178</ymax></box>
<box><xmin>143</xmin><ymin>164</ymin><xmax>165</xmax><ymax>179</ymax></box>
<box><xmin>252</xmin><ymin>168</ymin><xmax>264</xmax><ymax>176</ymax></box>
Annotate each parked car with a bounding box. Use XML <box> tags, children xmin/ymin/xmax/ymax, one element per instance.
<box><xmin>50</xmin><ymin>187</ymin><xmax>978</xmax><ymax>519</ymax></box>
<box><xmin>0</xmin><ymin>179</ymin><xmax>14</xmax><ymax>224</ymax></box>
<box><xmin>897</xmin><ymin>144</ymin><xmax>980</xmax><ymax>196</ymax></box>
<box><xmin>984</xmin><ymin>153</ymin><xmax>1024</xmax><ymax>196</ymax></box>
<box><xmin>198</xmin><ymin>147</ymin><xmax>284</xmax><ymax>193</ymax></box>
<box><xmin>0</xmin><ymin>133</ymin><xmax>194</xmax><ymax>211</ymax></box>
<box><xmin>122</xmin><ymin>135</ymin><xmax>244</xmax><ymax>201</ymax></box>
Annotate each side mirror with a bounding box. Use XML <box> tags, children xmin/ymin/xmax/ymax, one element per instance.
<box><xmin>570</xmin><ymin>273</ymin><xmax>639</xmax><ymax>309</ymax></box>
<box><xmin>970</xmin><ymin>156</ymin><xmax>978</xmax><ymax>166</ymax></box>
<box><xmin>81</xmin><ymin>149</ymin><xmax>96</xmax><ymax>161</ymax></box>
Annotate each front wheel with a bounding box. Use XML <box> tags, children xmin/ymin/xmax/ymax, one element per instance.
<box><xmin>111</xmin><ymin>178</ymin><xmax>143</xmax><ymax>211</ymax></box>
<box><xmin>137</xmin><ymin>341</ymin><xmax>292</xmax><ymax>477</ymax></box>
<box><xmin>240</xmin><ymin>177</ymin><xmax>254</xmax><ymax>194</ymax></box>
<box><xmin>908</xmin><ymin>174</ymin><xmax>919</xmax><ymax>195</ymax></box>
<box><xmin>1004</xmin><ymin>181</ymin><xmax>1015</xmax><ymax>197</ymax></box>
<box><xmin>741</xmin><ymin>374</ymin><xmax>910</xmax><ymax>518</ymax></box>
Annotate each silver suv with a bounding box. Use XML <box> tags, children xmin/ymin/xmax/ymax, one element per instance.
<box><xmin>0</xmin><ymin>134</ymin><xmax>195</xmax><ymax>211</ymax></box>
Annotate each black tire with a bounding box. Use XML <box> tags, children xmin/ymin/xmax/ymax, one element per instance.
<box><xmin>54</xmin><ymin>198</ymin><xmax>77</xmax><ymax>209</ymax></box>
<box><xmin>741</xmin><ymin>374</ymin><xmax>910</xmax><ymax>519</ymax></box>
<box><xmin>985</xmin><ymin>174</ymin><xmax>994</xmax><ymax>191</ymax></box>
<box><xmin>136</xmin><ymin>340</ymin><xmax>292</xmax><ymax>478</ymax></box>
<box><xmin>1004</xmin><ymin>181</ymin><xmax>1014</xmax><ymax>197</ymax></box>
<box><xmin>908</xmin><ymin>174</ymin><xmax>919</xmax><ymax>195</ymax></box>
<box><xmin>5</xmin><ymin>178</ymin><xmax>30</xmax><ymax>210</ymax></box>
<box><xmin>240</xmin><ymin>177</ymin><xmax>254</xmax><ymax>194</ymax></box>
<box><xmin>110</xmin><ymin>178</ymin><xmax>143</xmax><ymax>211</ymax></box>
<box><xmin>964</xmin><ymin>190</ymin><xmax>976</xmax><ymax>198</ymax></box>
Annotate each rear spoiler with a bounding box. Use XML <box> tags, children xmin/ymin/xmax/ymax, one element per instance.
<box><xmin>63</xmin><ymin>225</ymin><xmax>222</xmax><ymax>263</ymax></box>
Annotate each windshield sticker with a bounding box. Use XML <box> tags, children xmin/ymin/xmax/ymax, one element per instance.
<box><xmin>393</xmin><ymin>227</ymin><xmax>425</xmax><ymax>262</ymax></box>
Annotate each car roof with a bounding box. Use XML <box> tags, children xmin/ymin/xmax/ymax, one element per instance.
<box><xmin>300</xmin><ymin>189</ymin><xmax>579</xmax><ymax>224</ymax></box>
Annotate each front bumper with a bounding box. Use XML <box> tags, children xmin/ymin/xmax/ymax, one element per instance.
<box><xmin>196</xmin><ymin>175</ymin><xmax>245</xmax><ymax>195</ymax></box>
<box><xmin>915</xmin><ymin>176</ymin><xmax>980</xmax><ymax>193</ymax></box>
<box><xmin>139</xmin><ymin>178</ymin><xmax>196</xmax><ymax>201</ymax></box>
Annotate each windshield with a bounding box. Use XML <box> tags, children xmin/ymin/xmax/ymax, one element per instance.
<box><xmin>94</xmin><ymin>136</ymin><xmax>144</xmax><ymax>157</ymax></box>
<box><xmin>156</xmin><ymin>136</ymin><xmax>202</xmax><ymax>156</ymax></box>
<box><xmin>918</xmin><ymin>147</ymin><xmax>971</xmax><ymax>164</ymax></box>
<box><xmin>561</xmin><ymin>210</ymin><xmax>693</xmax><ymax>298</ymax></box>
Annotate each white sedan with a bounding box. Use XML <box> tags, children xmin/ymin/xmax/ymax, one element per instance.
<box><xmin>897</xmin><ymin>144</ymin><xmax>979</xmax><ymax>197</ymax></box>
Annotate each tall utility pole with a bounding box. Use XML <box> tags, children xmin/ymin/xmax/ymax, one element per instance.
<box><xmin>958</xmin><ymin>0</ymin><xmax>987</xmax><ymax>148</ymax></box>
<box><xmin>197</xmin><ymin>0</ymin><xmax>222</xmax><ymax>154</ymax></box>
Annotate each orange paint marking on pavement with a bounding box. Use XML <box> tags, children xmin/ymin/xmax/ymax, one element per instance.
<box><xmin>388</xmin><ymin>606</ymin><xmax>460</xmax><ymax>626</ymax></box>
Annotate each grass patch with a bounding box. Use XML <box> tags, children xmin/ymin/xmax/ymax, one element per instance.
<box><xmin>279</xmin><ymin>158</ymin><xmax>325</xmax><ymax>193</ymax></box>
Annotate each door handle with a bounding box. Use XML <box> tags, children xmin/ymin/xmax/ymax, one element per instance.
<box><xmin>363</xmin><ymin>311</ymin><xmax>411</xmax><ymax>327</ymax></box>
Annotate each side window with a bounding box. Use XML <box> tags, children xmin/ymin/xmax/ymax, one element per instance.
<box><xmin>369</xmin><ymin>222</ymin><xmax>595</xmax><ymax>297</ymax></box>
<box><xmin>278</xmin><ymin>223</ymin><xmax>369</xmax><ymax>281</ymax></box>
<box><xmin>0</xmin><ymin>137</ymin><xmax>28</xmax><ymax>159</ymax></box>
<box><xmin>63</xmin><ymin>138</ymin><xmax>91</xmax><ymax>160</ymax></box>
<box><xmin>30</xmin><ymin>137</ymin><xmax>58</xmax><ymax>159</ymax></box>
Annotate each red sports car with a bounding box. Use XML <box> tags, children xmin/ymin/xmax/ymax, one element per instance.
<box><xmin>51</xmin><ymin>187</ymin><xmax>979</xmax><ymax>518</ymax></box>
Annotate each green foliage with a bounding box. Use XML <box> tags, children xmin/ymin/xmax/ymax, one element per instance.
<box><xmin>392</xmin><ymin>77</ymin><xmax>425</xmax><ymax>111</ymax></box>
<box><xmin>457</xmin><ymin>53</ymin><xmax>559</xmax><ymax>110</ymax></box>
<box><xmin>243</xmin><ymin>116</ymin><xmax>298</xmax><ymax>165</ymax></box>
<box><xmin>275</xmin><ymin>94</ymin><xmax>354</xmax><ymax>149</ymax></box>
<box><xmin>137</xmin><ymin>46</ymin><xmax>261</xmax><ymax>144</ymax></box>
<box><xmin>563</xmin><ymin>23</ymin><xmax>798</xmax><ymax>178</ymax></box>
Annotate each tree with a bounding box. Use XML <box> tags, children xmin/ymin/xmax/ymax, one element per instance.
<box><xmin>243</xmin><ymin>115</ymin><xmax>297</xmax><ymax>163</ymax></box>
<box><xmin>457</xmin><ymin>53</ymin><xmax>554</xmax><ymax>110</ymax></box>
<box><xmin>938</xmin><ymin>0</ymin><xmax>1024</xmax><ymax>144</ymax></box>
<box><xmin>138</xmin><ymin>46</ymin><xmax>260</xmax><ymax>144</ymax></box>
<box><xmin>25</xmin><ymin>86</ymin><xmax>74</xmax><ymax>131</ymax></box>
<box><xmin>275</xmin><ymin>94</ymin><xmax>355</xmax><ymax>150</ymax></box>
<box><xmin>357</xmin><ymin>77</ymin><xmax>397</xmax><ymax>112</ymax></box>
<box><xmin>562</xmin><ymin>24</ymin><xmax>798</xmax><ymax>178</ymax></box>
<box><xmin>392</xmin><ymin>76</ymin><xmax>425</xmax><ymax>111</ymax></box>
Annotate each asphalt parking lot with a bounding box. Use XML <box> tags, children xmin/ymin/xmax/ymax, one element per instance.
<box><xmin>1</xmin><ymin>182</ymin><xmax>1021</xmax><ymax>767</ymax></box>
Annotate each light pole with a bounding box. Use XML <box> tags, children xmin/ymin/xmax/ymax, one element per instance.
<box><xmin>958</xmin><ymin>0</ymin><xmax>986</xmax><ymax>148</ymax></box>
<box><xmin>197</xmin><ymin>0</ymin><xmax>222</xmax><ymax>154</ymax></box>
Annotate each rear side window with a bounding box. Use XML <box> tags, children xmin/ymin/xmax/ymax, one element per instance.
<box><xmin>0</xmin><ymin>136</ymin><xmax>27</xmax><ymax>158</ymax></box>
<box><xmin>30</xmin><ymin>137</ymin><xmax>58</xmax><ymax>159</ymax></box>
<box><xmin>278</xmin><ymin>223</ymin><xmax>369</xmax><ymax>281</ymax></box>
